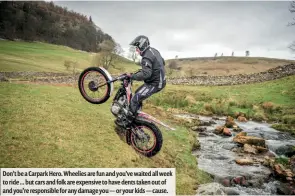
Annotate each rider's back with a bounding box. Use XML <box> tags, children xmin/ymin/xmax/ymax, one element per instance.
<box><xmin>142</xmin><ymin>47</ymin><xmax>166</xmax><ymax>88</ymax></box>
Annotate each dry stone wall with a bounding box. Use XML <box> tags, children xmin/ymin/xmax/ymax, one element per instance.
<box><xmin>167</xmin><ymin>64</ymin><xmax>295</xmax><ymax>86</ymax></box>
<box><xmin>1</xmin><ymin>64</ymin><xmax>295</xmax><ymax>86</ymax></box>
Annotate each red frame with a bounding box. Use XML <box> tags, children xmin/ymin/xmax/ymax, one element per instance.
<box><xmin>123</xmin><ymin>79</ymin><xmax>175</xmax><ymax>131</ymax></box>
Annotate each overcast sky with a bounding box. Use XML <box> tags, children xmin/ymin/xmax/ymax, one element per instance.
<box><xmin>53</xmin><ymin>1</ymin><xmax>295</xmax><ymax>60</ymax></box>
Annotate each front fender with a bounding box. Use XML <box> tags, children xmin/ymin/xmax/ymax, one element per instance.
<box><xmin>99</xmin><ymin>66</ymin><xmax>114</xmax><ymax>96</ymax></box>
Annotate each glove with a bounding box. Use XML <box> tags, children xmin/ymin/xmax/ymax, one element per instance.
<box><xmin>125</xmin><ymin>73</ymin><xmax>133</xmax><ymax>79</ymax></box>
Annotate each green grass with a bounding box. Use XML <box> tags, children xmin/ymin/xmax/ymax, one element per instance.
<box><xmin>148</xmin><ymin>75</ymin><xmax>295</xmax><ymax>128</ymax></box>
<box><xmin>0</xmin><ymin>40</ymin><xmax>138</xmax><ymax>73</ymax></box>
<box><xmin>0</xmin><ymin>82</ymin><xmax>211</xmax><ymax>195</ymax></box>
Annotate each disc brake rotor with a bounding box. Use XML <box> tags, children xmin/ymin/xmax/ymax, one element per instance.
<box><xmin>134</xmin><ymin>127</ymin><xmax>151</xmax><ymax>147</ymax></box>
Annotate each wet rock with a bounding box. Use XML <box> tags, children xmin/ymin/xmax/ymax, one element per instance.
<box><xmin>233</xmin><ymin>134</ymin><xmax>266</xmax><ymax>147</ymax></box>
<box><xmin>231</xmin><ymin>176</ymin><xmax>247</xmax><ymax>186</ymax></box>
<box><xmin>233</xmin><ymin>125</ymin><xmax>243</xmax><ymax>132</ymax></box>
<box><xmin>275</xmin><ymin>144</ymin><xmax>295</xmax><ymax>157</ymax></box>
<box><xmin>222</xmin><ymin>143</ymin><xmax>238</xmax><ymax>150</ymax></box>
<box><xmin>290</xmin><ymin>155</ymin><xmax>295</xmax><ymax>173</ymax></box>
<box><xmin>223</xmin><ymin>128</ymin><xmax>232</xmax><ymax>136</ymax></box>
<box><xmin>263</xmin><ymin>156</ymin><xmax>275</xmax><ymax>167</ymax></box>
<box><xmin>236</xmin><ymin>132</ymin><xmax>247</xmax><ymax>137</ymax></box>
<box><xmin>273</xmin><ymin>164</ymin><xmax>294</xmax><ymax>180</ymax></box>
<box><xmin>287</xmin><ymin>177</ymin><xmax>293</xmax><ymax>181</ymax></box>
<box><xmin>209</xmin><ymin>120</ymin><xmax>217</xmax><ymax>124</ymax></box>
<box><xmin>224</xmin><ymin>188</ymin><xmax>240</xmax><ymax>195</ymax></box>
<box><xmin>235</xmin><ymin>158</ymin><xmax>254</xmax><ymax>165</ymax></box>
<box><xmin>237</xmin><ymin>116</ymin><xmax>248</xmax><ymax>122</ymax></box>
<box><xmin>221</xmin><ymin>178</ymin><xmax>231</xmax><ymax>187</ymax></box>
<box><xmin>276</xmin><ymin>182</ymin><xmax>295</xmax><ymax>195</ymax></box>
<box><xmin>214</xmin><ymin>126</ymin><xmax>224</xmax><ymax>134</ymax></box>
<box><xmin>225</xmin><ymin>116</ymin><xmax>236</xmax><ymax>128</ymax></box>
<box><xmin>191</xmin><ymin>126</ymin><xmax>207</xmax><ymax>132</ymax></box>
<box><xmin>196</xmin><ymin>182</ymin><xmax>226</xmax><ymax>195</ymax></box>
<box><xmin>264</xmin><ymin>151</ymin><xmax>276</xmax><ymax>158</ymax></box>
<box><xmin>255</xmin><ymin>146</ymin><xmax>268</xmax><ymax>153</ymax></box>
<box><xmin>244</xmin><ymin>144</ymin><xmax>258</xmax><ymax>154</ymax></box>
<box><xmin>199</xmin><ymin>121</ymin><xmax>214</xmax><ymax>126</ymax></box>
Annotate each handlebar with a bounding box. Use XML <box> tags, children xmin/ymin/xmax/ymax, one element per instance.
<box><xmin>97</xmin><ymin>70</ymin><xmax>140</xmax><ymax>88</ymax></box>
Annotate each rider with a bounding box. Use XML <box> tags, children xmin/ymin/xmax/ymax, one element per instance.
<box><xmin>117</xmin><ymin>35</ymin><xmax>166</xmax><ymax>128</ymax></box>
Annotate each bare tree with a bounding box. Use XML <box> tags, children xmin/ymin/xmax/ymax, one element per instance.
<box><xmin>221</xmin><ymin>53</ymin><xmax>223</xmax><ymax>57</ymax></box>
<box><xmin>214</xmin><ymin>53</ymin><xmax>217</xmax><ymax>57</ymax></box>
<box><xmin>175</xmin><ymin>55</ymin><xmax>178</xmax><ymax>59</ymax></box>
<box><xmin>232</xmin><ymin>51</ymin><xmax>234</xmax><ymax>56</ymax></box>
<box><xmin>95</xmin><ymin>40</ymin><xmax>123</xmax><ymax>70</ymax></box>
<box><xmin>128</xmin><ymin>46</ymin><xmax>138</xmax><ymax>62</ymax></box>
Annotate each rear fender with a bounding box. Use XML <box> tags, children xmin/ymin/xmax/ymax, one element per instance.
<box><xmin>137</xmin><ymin>111</ymin><xmax>176</xmax><ymax>131</ymax></box>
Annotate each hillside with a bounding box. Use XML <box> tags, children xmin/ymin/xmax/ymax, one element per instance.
<box><xmin>0</xmin><ymin>1</ymin><xmax>113</xmax><ymax>52</ymax></box>
<box><xmin>166</xmin><ymin>56</ymin><xmax>295</xmax><ymax>77</ymax></box>
<box><xmin>0</xmin><ymin>40</ymin><xmax>138</xmax><ymax>73</ymax></box>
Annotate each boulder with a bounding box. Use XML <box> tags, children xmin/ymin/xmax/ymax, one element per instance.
<box><xmin>225</xmin><ymin>116</ymin><xmax>236</xmax><ymax>128</ymax></box>
<box><xmin>255</xmin><ymin>146</ymin><xmax>268</xmax><ymax>153</ymax></box>
<box><xmin>244</xmin><ymin>144</ymin><xmax>258</xmax><ymax>154</ymax></box>
<box><xmin>214</xmin><ymin>126</ymin><xmax>224</xmax><ymax>134</ymax></box>
<box><xmin>236</xmin><ymin>132</ymin><xmax>247</xmax><ymax>137</ymax></box>
<box><xmin>233</xmin><ymin>135</ymin><xmax>266</xmax><ymax>147</ymax></box>
<box><xmin>199</xmin><ymin>121</ymin><xmax>213</xmax><ymax>126</ymax></box>
<box><xmin>223</xmin><ymin>128</ymin><xmax>232</xmax><ymax>136</ymax></box>
<box><xmin>237</xmin><ymin>116</ymin><xmax>248</xmax><ymax>122</ymax></box>
<box><xmin>234</xmin><ymin>112</ymin><xmax>246</xmax><ymax>118</ymax></box>
<box><xmin>275</xmin><ymin>144</ymin><xmax>295</xmax><ymax>157</ymax></box>
<box><xmin>191</xmin><ymin>126</ymin><xmax>207</xmax><ymax>132</ymax></box>
<box><xmin>273</xmin><ymin>164</ymin><xmax>294</xmax><ymax>180</ymax></box>
<box><xmin>233</xmin><ymin>125</ymin><xmax>243</xmax><ymax>132</ymax></box>
<box><xmin>231</xmin><ymin>176</ymin><xmax>247</xmax><ymax>186</ymax></box>
<box><xmin>235</xmin><ymin>158</ymin><xmax>254</xmax><ymax>165</ymax></box>
<box><xmin>196</xmin><ymin>183</ymin><xmax>226</xmax><ymax>195</ymax></box>
<box><xmin>277</xmin><ymin>182</ymin><xmax>295</xmax><ymax>195</ymax></box>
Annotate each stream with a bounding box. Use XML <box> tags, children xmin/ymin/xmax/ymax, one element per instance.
<box><xmin>174</xmin><ymin>114</ymin><xmax>295</xmax><ymax>195</ymax></box>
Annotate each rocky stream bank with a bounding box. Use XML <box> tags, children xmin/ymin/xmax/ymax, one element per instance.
<box><xmin>174</xmin><ymin>113</ymin><xmax>295</xmax><ymax>195</ymax></box>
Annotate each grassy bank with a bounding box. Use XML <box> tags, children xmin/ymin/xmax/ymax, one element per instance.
<box><xmin>0</xmin><ymin>82</ymin><xmax>211</xmax><ymax>195</ymax></box>
<box><xmin>0</xmin><ymin>40</ymin><xmax>138</xmax><ymax>73</ymax></box>
<box><xmin>147</xmin><ymin>75</ymin><xmax>295</xmax><ymax>134</ymax></box>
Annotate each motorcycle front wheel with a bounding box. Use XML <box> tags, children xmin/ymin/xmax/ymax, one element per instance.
<box><xmin>128</xmin><ymin>119</ymin><xmax>163</xmax><ymax>157</ymax></box>
<box><xmin>78</xmin><ymin>67</ymin><xmax>112</xmax><ymax>104</ymax></box>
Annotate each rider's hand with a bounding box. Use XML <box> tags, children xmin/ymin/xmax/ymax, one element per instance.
<box><xmin>125</xmin><ymin>73</ymin><xmax>133</xmax><ymax>79</ymax></box>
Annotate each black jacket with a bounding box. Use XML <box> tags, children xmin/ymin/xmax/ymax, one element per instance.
<box><xmin>131</xmin><ymin>46</ymin><xmax>166</xmax><ymax>89</ymax></box>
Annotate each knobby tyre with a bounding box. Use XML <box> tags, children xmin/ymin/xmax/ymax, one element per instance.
<box><xmin>78</xmin><ymin>67</ymin><xmax>111</xmax><ymax>104</ymax></box>
<box><xmin>129</xmin><ymin>119</ymin><xmax>163</xmax><ymax>157</ymax></box>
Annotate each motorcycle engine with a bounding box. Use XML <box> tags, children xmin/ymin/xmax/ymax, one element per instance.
<box><xmin>111</xmin><ymin>95</ymin><xmax>127</xmax><ymax>117</ymax></box>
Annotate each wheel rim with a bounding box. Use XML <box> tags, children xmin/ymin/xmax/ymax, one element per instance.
<box><xmin>131</xmin><ymin>126</ymin><xmax>157</xmax><ymax>153</ymax></box>
<box><xmin>80</xmin><ymin>70</ymin><xmax>108</xmax><ymax>102</ymax></box>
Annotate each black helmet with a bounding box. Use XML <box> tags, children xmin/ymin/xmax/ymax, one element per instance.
<box><xmin>129</xmin><ymin>35</ymin><xmax>150</xmax><ymax>54</ymax></box>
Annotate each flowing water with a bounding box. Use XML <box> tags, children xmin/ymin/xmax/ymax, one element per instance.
<box><xmin>174</xmin><ymin>114</ymin><xmax>295</xmax><ymax>195</ymax></box>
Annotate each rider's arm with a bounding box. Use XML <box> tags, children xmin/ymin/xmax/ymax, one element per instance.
<box><xmin>131</xmin><ymin>57</ymin><xmax>152</xmax><ymax>81</ymax></box>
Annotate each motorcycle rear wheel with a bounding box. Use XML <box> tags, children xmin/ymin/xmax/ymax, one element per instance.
<box><xmin>78</xmin><ymin>67</ymin><xmax>112</xmax><ymax>104</ymax></box>
<box><xmin>128</xmin><ymin>119</ymin><xmax>163</xmax><ymax>157</ymax></box>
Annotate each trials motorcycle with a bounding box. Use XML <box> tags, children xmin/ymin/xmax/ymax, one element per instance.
<box><xmin>78</xmin><ymin>67</ymin><xmax>175</xmax><ymax>157</ymax></box>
